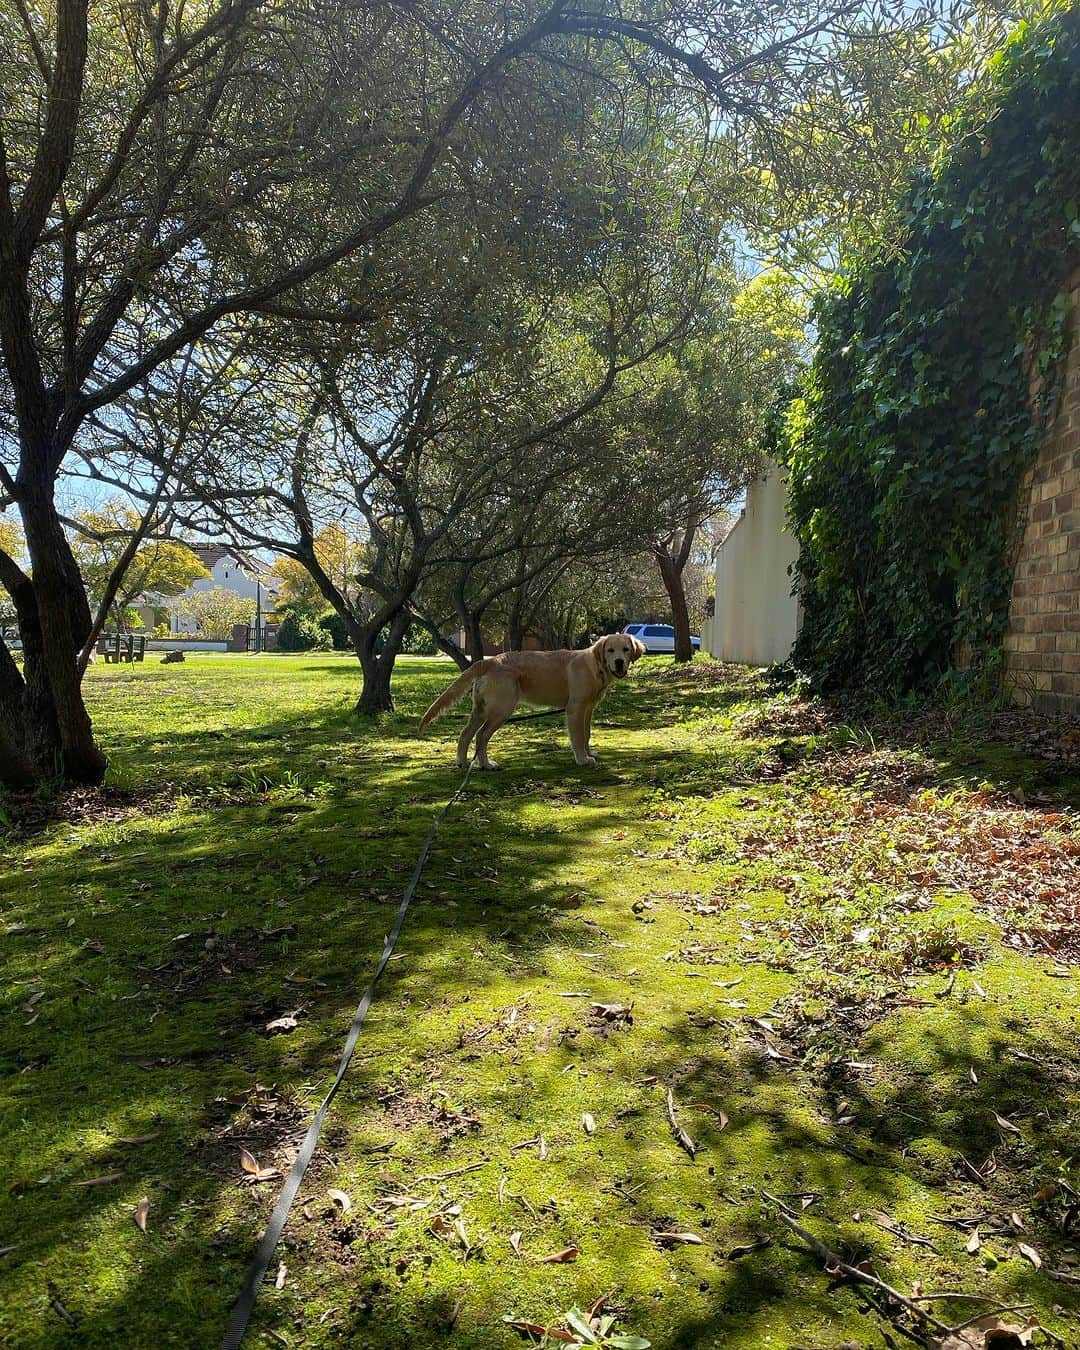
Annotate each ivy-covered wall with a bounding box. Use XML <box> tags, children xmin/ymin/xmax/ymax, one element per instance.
<box><xmin>785</xmin><ymin>5</ymin><xmax>1080</xmax><ymax>698</ymax></box>
<box><xmin>1004</xmin><ymin>274</ymin><xmax>1080</xmax><ymax>710</ymax></box>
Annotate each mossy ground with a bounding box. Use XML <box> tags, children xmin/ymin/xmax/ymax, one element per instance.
<box><xmin>2</xmin><ymin>654</ymin><xmax>1079</xmax><ymax>1348</ymax></box>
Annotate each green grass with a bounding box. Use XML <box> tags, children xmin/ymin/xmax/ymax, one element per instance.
<box><xmin>2</xmin><ymin>653</ymin><xmax>1079</xmax><ymax>1348</ymax></box>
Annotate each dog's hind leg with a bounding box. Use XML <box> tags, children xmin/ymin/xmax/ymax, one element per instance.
<box><xmin>474</xmin><ymin>679</ymin><xmax>518</xmax><ymax>770</ymax></box>
<box><xmin>456</xmin><ymin>691</ymin><xmax>486</xmax><ymax>769</ymax></box>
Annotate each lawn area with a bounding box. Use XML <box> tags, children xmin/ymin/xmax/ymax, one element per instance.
<box><xmin>3</xmin><ymin>653</ymin><xmax>1080</xmax><ymax>1349</ymax></box>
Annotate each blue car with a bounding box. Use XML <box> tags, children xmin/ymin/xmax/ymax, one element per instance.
<box><xmin>623</xmin><ymin>623</ymin><xmax>701</xmax><ymax>654</ymax></box>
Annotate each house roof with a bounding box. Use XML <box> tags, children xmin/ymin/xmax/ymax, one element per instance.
<box><xmin>190</xmin><ymin>542</ymin><xmax>270</xmax><ymax>580</ymax></box>
<box><xmin>184</xmin><ymin>543</ymin><xmax>280</xmax><ymax>598</ymax></box>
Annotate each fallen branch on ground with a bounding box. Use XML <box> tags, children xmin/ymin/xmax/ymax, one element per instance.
<box><xmin>666</xmin><ymin>1087</ymin><xmax>697</xmax><ymax>1159</ymax></box>
<box><xmin>760</xmin><ymin>1192</ymin><xmax>1033</xmax><ymax>1340</ymax></box>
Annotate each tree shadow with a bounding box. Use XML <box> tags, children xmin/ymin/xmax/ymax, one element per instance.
<box><xmin>3</xmin><ymin>660</ymin><xmax>1080</xmax><ymax>1348</ymax></box>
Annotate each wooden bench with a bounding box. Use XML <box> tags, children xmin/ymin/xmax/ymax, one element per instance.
<box><xmin>98</xmin><ymin>633</ymin><xmax>147</xmax><ymax>663</ymax></box>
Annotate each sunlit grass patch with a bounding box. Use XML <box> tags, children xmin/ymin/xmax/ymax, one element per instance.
<box><xmin>1</xmin><ymin>654</ymin><xmax>1078</xmax><ymax>1347</ymax></box>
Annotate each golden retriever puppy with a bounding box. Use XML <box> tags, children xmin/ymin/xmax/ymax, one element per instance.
<box><xmin>419</xmin><ymin>633</ymin><xmax>646</xmax><ymax>769</ymax></box>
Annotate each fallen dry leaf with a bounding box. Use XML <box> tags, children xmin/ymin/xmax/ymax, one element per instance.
<box><xmin>582</xmin><ymin>1113</ymin><xmax>596</xmax><ymax>1135</ymax></box>
<box><xmin>993</xmin><ymin>1111</ymin><xmax>1023</xmax><ymax>1137</ymax></box>
<box><xmin>133</xmin><ymin>1198</ymin><xmax>150</xmax><ymax>1232</ymax></box>
<box><xmin>74</xmin><ymin>1173</ymin><xmax>122</xmax><ymax>1188</ymax></box>
<box><xmin>727</xmin><ymin>1233</ymin><xmax>772</xmax><ymax>1258</ymax></box>
<box><xmin>933</xmin><ymin>1313</ymin><xmax>1038</xmax><ymax>1348</ymax></box>
<box><xmin>275</xmin><ymin>1262</ymin><xmax>287</xmax><ymax>1290</ymax></box>
<box><xmin>1017</xmin><ymin>1241</ymin><xmax>1042</xmax><ymax>1269</ymax></box>
<box><xmin>238</xmin><ymin>1150</ymin><xmax>278</xmax><ymax>1183</ymax></box>
<box><xmin>328</xmin><ymin>1188</ymin><xmax>352</xmax><ymax>1214</ymax></box>
<box><xmin>654</xmin><ymin>1231</ymin><xmax>703</xmax><ymax>1246</ymax></box>
<box><xmin>509</xmin><ymin>1230</ymin><xmax>524</xmax><ymax>1256</ymax></box>
<box><xmin>264</xmin><ymin>1011</ymin><xmax>300</xmax><ymax>1034</ymax></box>
<box><xmin>539</xmin><ymin>1245</ymin><xmax>578</xmax><ymax>1263</ymax></box>
<box><xmin>966</xmin><ymin>1228</ymin><xmax>981</xmax><ymax>1255</ymax></box>
<box><xmin>117</xmin><ymin>1132</ymin><xmax>161</xmax><ymax>1146</ymax></box>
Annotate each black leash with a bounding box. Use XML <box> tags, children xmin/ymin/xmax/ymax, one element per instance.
<box><xmin>507</xmin><ymin>706</ymin><xmax>566</xmax><ymax>723</ymax></box>
<box><xmin>220</xmin><ymin>761</ymin><xmax>476</xmax><ymax>1349</ymax></box>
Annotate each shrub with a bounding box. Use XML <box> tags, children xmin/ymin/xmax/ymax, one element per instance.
<box><xmin>401</xmin><ymin>623</ymin><xmax>438</xmax><ymax>655</ymax></box>
<box><xmin>277</xmin><ymin>610</ymin><xmax>333</xmax><ymax>652</ymax></box>
<box><xmin>318</xmin><ymin>612</ymin><xmax>350</xmax><ymax>650</ymax></box>
<box><xmin>178</xmin><ymin>587</ymin><xmax>255</xmax><ymax>640</ymax></box>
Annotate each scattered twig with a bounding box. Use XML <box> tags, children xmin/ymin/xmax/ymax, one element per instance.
<box><xmin>666</xmin><ymin>1087</ymin><xmax>697</xmax><ymax>1159</ymax></box>
<box><xmin>761</xmin><ymin>1192</ymin><xmax>951</xmax><ymax>1335</ymax></box>
<box><xmin>958</xmin><ymin>1155</ymin><xmax>991</xmax><ymax>1189</ymax></box>
<box><xmin>946</xmin><ymin>1303</ymin><xmax>1033</xmax><ymax>1333</ymax></box>
<box><xmin>507</xmin><ymin>1191</ymin><xmax>539</xmax><ymax>1219</ymax></box>
<box><xmin>927</xmin><ymin>1213</ymin><xmax>991</xmax><ymax>1230</ymax></box>
<box><xmin>765</xmin><ymin>1194</ymin><xmax>1031</xmax><ymax>1338</ymax></box>
<box><xmin>414</xmin><ymin>1162</ymin><xmax>485</xmax><ymax>1184</ymax></box>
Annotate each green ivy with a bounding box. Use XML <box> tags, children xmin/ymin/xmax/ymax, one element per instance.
<box><xmin>786</xmin><ymin>4</ymin><xmax>1080</xmax><ymax>695</ymax></box>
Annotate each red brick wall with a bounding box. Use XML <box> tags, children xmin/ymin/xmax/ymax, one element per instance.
<box><xmin>1004</xmin><ymin>275</ymin><xmax>1080</xmax><ymax>712</ymax></box>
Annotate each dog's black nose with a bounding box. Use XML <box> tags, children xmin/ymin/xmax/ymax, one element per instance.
<box><xmin>614</xmin><ymin>659</ymin><xmax>625</xmax><ymax>672</ymax></box>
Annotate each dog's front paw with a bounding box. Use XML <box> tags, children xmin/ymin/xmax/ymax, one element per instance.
<box><xmin>480</xmin><ymin>760</ymin><xmax>500</xmax><ymax>771</ymax></box>
<box><xmin>575</xmin><ymin>753</ymin><xmax>598</xmax><ymax>767</ymax></box>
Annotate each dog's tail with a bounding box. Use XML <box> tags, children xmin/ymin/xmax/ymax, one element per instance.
<box><xmin>419</xmin><ymin>660</ymin><xmax>491</xmax><ymax>730</ymax></box>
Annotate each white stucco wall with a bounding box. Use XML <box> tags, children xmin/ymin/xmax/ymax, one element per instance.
<box><xmin>709</xmin><ymin>461</ymin><xmax>801</xmax><ymax>667</ymax></box>
<box><xmin>170</xmin><ymin>555</ymin><xmax>266</xmax><ymax>633</ymax></box>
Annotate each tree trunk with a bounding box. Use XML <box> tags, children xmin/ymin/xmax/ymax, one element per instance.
<box><xmin>0</xmin><ymin>641</ymin><xmax>37</xmax><ymax>788</ymax></box>
<box><xmin>463</xmin><ymin>611</ymin><xmax>485</xmax><ymax>664</ymax></box>
<box><xmin>506</xmin><ymin>600</ymin><xmax>526</xmax><ymax>652</ymax></box>
<box><xmin>354</xmin><ymin>609</ymin><xmax>410</xmax><ymax>714</ymax></box>
<box><xmin>657</xmin><ymin>550</ymin><xmax>694</xmax><ymax>663</ymax></box>
<box><xmin>17</xmin><ymin>482</ymin><xmax>108</xmax><ymax>782</ymax></box>
<box><xmin>0</xmin><ymin>486</ymin><xmax>106</xmax><ymax>787</ymax></box>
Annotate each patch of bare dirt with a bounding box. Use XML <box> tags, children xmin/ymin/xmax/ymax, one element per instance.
<box><xmin>1</xmin><ymin>784</ymin><xmax>171</xmax><ymax>839</ymax></box>
<box><xmin>376</xmin><ymin>1087</ymin><xmax>482</xmax><ymax>1142</ymax></box>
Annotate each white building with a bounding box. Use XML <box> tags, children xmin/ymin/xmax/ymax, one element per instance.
<box><xmin>708</xmin><ymin>461</ymin><xmax>801</xmax><ymax>667</ymax></box>
<box><xmin>168</xmin><ymin>544</ymin><xmax>278</xmax><ymax>633</ymax></box>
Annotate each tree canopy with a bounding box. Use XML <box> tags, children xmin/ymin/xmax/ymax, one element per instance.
<box><xmin>0</xmin><ymin>0</ymin><xmax>1055</xmax><ymax>784</ymax></box>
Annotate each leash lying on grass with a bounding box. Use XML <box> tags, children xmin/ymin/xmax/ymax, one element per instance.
<box><xmin>221</xmin><ymin>761</ymin><xmax>477</xmax><ymax>1349</ymax></box>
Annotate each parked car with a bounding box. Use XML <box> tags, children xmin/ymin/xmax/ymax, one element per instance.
<box><xmin>623</xmin><ymin>622</ymin><xmax>701</xmax><ymax>654</ymax></box>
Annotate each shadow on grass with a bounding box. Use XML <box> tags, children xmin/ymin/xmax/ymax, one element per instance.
<box><xmin>3</xmin><ymin>658</ymin><xmax>1079</xmax><ymax>1347</ymax></box>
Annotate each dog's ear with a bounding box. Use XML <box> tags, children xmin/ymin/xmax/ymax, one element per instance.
<box><xmin>628</xmin><ymin>635</ymin><xmax>646</xmax><ymax>661</ymax></box>
<box><xmin>591</xmin><ymin>635</ymin><xmax>609</xmax><ymax>671</ymax></box>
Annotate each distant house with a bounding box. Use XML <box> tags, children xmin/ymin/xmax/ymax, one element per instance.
<box><xmin>166</xmin><ymin>544</ymin><xmax>279</xmax><ymax>633</ymax></box>
<box><xmin>707</xmin><ymin>461</ymin><xmax>801</xmax><ymax>667</ymax></box>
